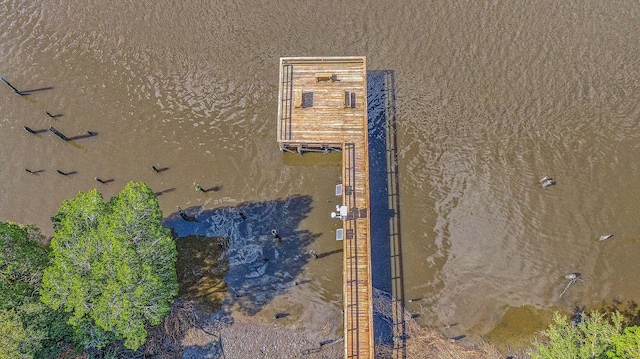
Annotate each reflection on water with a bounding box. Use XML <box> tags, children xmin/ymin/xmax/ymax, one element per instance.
<box><xmin>2</xmin><ymin>0</ymin><xmax>640</xmax><ymax>349</ymax></box>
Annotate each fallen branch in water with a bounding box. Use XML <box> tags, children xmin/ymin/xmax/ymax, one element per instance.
<box><xmin>560</xmin><ymin>273</ymin><xmax>582</xmax><ymax>299</ymax></box>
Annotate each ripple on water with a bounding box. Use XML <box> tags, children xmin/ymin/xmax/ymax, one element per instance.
<box><xmin>2</xmin><ymin>0</ymin><xmax>640</xmax><ymax>350</ymax></box>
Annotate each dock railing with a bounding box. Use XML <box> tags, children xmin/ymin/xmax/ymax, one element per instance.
<box><xmin>278</xmin><ymin>63</ymin><xmax>294</xmax><ymax>142</ymax></box>
<box><xmin>343</xmin><ymin>142</ymin><xmax>366</xmax><ymax>358</ymax></box>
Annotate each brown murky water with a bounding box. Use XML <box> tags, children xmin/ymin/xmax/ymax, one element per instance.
<box><xmin>174</xmin><ymin>234</ymin><xmax>229</xmax><ymax>313</ymax></box>
<box><xmin>2</xmin><ymin>0</ymin><xmax>640</xmax><ymax>350</ymax></box>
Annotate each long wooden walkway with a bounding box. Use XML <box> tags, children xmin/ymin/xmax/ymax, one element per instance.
<box><xmin>277</xmin><ymin>56</ymin><xmax>374</xmax><ymax>358</ymax></box>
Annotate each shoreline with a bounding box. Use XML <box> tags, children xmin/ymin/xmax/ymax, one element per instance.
<box><xmin>176</xmin><ymin>289</ymin><xmax>507</xmax><ymax>359</ymax></box>
<box><xmin>182</xmin><ymin>311</ymin><xmax>343</xmax><ymax>359</ymax></box>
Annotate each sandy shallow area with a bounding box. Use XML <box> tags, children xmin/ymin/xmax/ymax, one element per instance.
<box><xmin>181</xmin><ymin>309</ymin><xmax>343</xmax><ymax>359</ymax></box>
<box><xmin>168</xmin><ymin>211</ymin><xmax>346</xmax><ymax>359</ymax></box>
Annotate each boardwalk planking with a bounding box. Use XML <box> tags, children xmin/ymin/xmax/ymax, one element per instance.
<box><xmin>277</xmin><ymin>57</ymin><xmax>374</xmax><ymax>358</ymax></box>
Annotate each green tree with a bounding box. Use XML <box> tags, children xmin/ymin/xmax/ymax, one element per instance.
<box><xmin>41</xmin><ymin>182</ymin><xmax>178</xmax><ymax>350</ymax></box>
<box><xmin>530</xmin><ymin>311</ymin><xmax>625</xmax><ymax>359</ymax></box>
<box><xmin>0</xmin><ymin>309</ymin><xmax>41</xmax><ymax>359</ymax></box>
<box><xmin>0</xmin><ymin>221</ymin><xmax>74</xmax><ymax>358</ymax></box>
<box><xmin>607</xmin><ymin>326</ymin><xmax>640</xmax><ymax>358</ymax></box>
<box><xmin>0</xmin><ymin>222</ymin><xmax>49</xmax><ymax>309</ymax></box>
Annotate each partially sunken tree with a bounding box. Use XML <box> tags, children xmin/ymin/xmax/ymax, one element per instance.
<box><xmin>41</xmin><ymin>182</ymin><xmax>178</xmax><ymax>350</ymax></box>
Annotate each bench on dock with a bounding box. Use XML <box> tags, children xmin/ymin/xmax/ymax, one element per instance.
<box><xmin>344</xmin><ymin>91</ymin><xmax>355</xmax><ymax>108</ymax></box>
<box><xmin>315</xmin><ymin>73</ymin><xmax>334</xmax><ymax>83</ymax></box>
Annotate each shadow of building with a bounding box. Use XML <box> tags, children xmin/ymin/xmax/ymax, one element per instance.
<box><xmin>368</xmin><ymin>70</ymin><xmax>407</xmax><ymax>358</ymax></box>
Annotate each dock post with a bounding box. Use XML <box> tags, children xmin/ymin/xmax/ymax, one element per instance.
<box><xmin>49</xmin><ymin>126</ymin><xmax>69</xmax><ymax>141</ymax></box>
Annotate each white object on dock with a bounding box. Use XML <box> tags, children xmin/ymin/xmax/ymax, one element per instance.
<box><xmin>330</xmin><ymin>205</ymin><xmax>348</xmax><ymax>219</ymax></box>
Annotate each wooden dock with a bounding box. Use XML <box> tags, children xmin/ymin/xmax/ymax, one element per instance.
<box><xmin>277</xmin><ymin>56</ymin><xmax>374</xmax><ymax>358</ymax></box>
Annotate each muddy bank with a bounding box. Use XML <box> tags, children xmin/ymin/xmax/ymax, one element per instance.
<box><xmin>172</xmin><ymin>231</ymin><xmax>344</xmax><ymax>358</ymax></box>
<box><xmin>175</xmin><ymin>287</ymin><xmax>507</xmax><ymax>359</ymax></box>
<box><xmin>174</xmin><ymin>234</ymin><xmax>230</xmax><ymax>313</ymax></box>
<box><xmin>171</xmin><ymin>232</ymin><xmax>503</xmax><ymax>358</ymax></box>
<box><xmin>181</xmin><ymin>313</ymin><xmax>343</xmax><ymax>359</ymax></box>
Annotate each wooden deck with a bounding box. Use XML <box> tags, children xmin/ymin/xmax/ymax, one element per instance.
<box><xmin>277</xmin><ymin>57</ymin><xmax>374</xmax><ymax>359</ymax></box>
<box><xmin>277</xmin><ymin>57</ymin><xmax>368</xmax><ymax>152</ymax></box>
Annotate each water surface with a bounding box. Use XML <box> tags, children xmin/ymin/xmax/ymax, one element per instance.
<box><xmin>1</xmin><ymin>0</ymin><xmax>639</xmax><ymax>349</ymax></box>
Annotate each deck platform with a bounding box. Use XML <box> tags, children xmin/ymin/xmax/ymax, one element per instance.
<box><xmin>277</xmin><ymin>57</ymin><xmax>368</xmax><ymax>153</ymax></box>
<box><xmin>277</xmin><ymin>56</ymin><xmax>374</xmax><ymax>359</ymax></box>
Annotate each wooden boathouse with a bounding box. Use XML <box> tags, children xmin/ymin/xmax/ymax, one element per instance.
<box><xmin>277</xmin><ymin>56</ymin><xmax>374</xmax><ymax>358</ymax></box>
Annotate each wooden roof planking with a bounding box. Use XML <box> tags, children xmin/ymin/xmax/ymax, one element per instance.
<box><xmin>276</xmin><ymin>56</ymin><xmax>375</xmax><ymax>358</ymax></box>
<box><xmin>277</xmin><ymin>56</ymin><xmax>368</xmax><ymax>151</ymax></box>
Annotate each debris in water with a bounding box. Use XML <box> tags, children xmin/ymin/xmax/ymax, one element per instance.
<box><xmin>560</xmin><ymin>273</ymin><xmax>582</xmax><ymax>298</ymax></box>
<box><xmin>271</xmin><ymin>229</ymin><xmax>282</xmax><ymax>242</ymax></box>
<box><xmin>565</xmin><ymin>273</ymin><xmax>579</xmax><ymax>280</ymax></box>
<box><xmin>24</xmin><ymin>126</ymin><xmax>37</xmax><ymax>134</ymax></box>
<box><xmin>599</xmin><ymin>234</ymin><xmax>613</xmax><ymax>241</ymax></box>
<box><xmin>539</xmin><ymin>176</ymin><xmax>556</xmax><ymax>189</ymax></box>
<box><xmin>49</xmin><ymin>126</ymin><xmax>69</xmax><ymax>141</ymax></box>
<box><xmin>448</xmin><ymin>335</ymin><xmax>466</xmax><ymax>342</ymax></box>
<box><xmin>176</xmin><ymin>206</ymin><xmax>199</xmax><ymax>222</ymax></box>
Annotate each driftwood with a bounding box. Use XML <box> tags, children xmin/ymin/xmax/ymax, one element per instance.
<box><xmin>560</xmin><ymin>273</ymin><xmax>582</xmax><ymax>299</ymax></box>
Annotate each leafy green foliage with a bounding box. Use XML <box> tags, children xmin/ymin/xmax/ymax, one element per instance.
<box><xmin>607</xmin><ymin>326</ymin><xmax>640</xmax><ymax>358</ymax></box>
<box><xmin>0</xmin><ymin>222</ymin><xmax>49</xmax><ymax>309</ymax></box>
<box><xmin>0</xmin><ymin>309</ymin><xmax>40</xmax><ymax>359</ymax></box>
<box><xmin>0</xmin><ymin>222</ymin><xmax>75</xmax><ymax>358</ymax></box>
<box><xmin>529</xmin><ymin>311</ymin><xmax>637</xmax><ymax>359</ymax></box>
<box><xmin>41</xmin><ymin>182</ymin><xmax>178</xmax><ymax>350</ymax></box>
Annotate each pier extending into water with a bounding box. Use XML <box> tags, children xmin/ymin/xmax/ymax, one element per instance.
<box><xmin>277</xmin><ymin>56</ymin><xmax>374</xmax><ymax>358</ymax></box>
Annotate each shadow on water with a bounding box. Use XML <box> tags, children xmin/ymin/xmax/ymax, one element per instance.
<box><xmin>595</xmin><ymin>299</ymin><xmax>640</xmax><ymax>326</ymax></box>
<box><xmin>174</xmin><ymin>234</ymin><xmax>230</xmax><ymax>313</ymax></box>
<box><xmin>154</xmin><ymin>187</ymin><xmax>176</xmax><ymax>196</ymax></box>
<box><xmin>67</xmin><ymin>131</ymin><xmax>98</xmax><ymax>141</ymax></box>
<box><xmin>20</xmin><ymin>86</ymin><xmax>54</xmax><ymax>94</ymax></box>
<box><xmin>163</xmin><ymin>194</ymin><xmax>319</xmax><ymax>317</ymax></box>
<box><xmin>368</xmin><ymin>70</ymin><xmax>406</xmax><ymax>357</ymax></box>
<box><xmin>1</xmin><ymin>77</ymin><xmax>53</xmax><ymax>95</ymax></box>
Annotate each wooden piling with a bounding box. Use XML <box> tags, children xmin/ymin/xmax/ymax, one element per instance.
<box><xmin>1</xmin><ymin>77</ymin><xmax>23</xmax><ymax>94</ymax></box>
<box><xmin>49</xmin><ymin>126</ymin><xmax>69</xmax><ymax>141</ymax></box>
